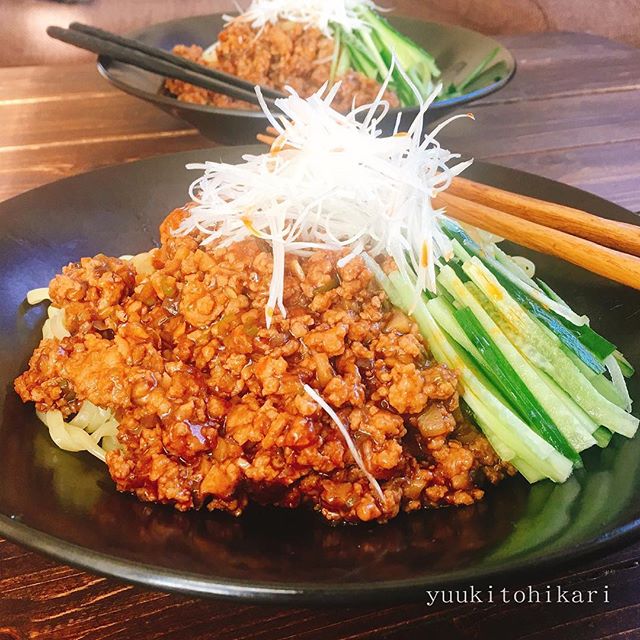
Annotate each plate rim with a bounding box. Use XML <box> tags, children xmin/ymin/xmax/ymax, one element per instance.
<box><xmin>0</xmin><ymin>147</ymin><xmax>638</xmax><ymax>604</ymax></box>
<box><xmin>1</xmin><ymin>511</ymin><xmax>639</xmax><ymax>604</ymax></box>
<box><xmin>96</xmin><ymin>12</ymin><xmax>517</xmax><ymax>119</ymax></box>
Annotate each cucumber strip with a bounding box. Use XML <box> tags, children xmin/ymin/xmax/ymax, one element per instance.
<box><xmin>498</xmin><ymin>278</ymin><xmax>606</xmax><ymax>375</ymax></box>
<box><xmin>339</xmin><ymin>28</ymin><xmax>380</xmax><ymax>78</ymax></box>
<box><xmin>353</xmin><ymin>5</ymin><xmax>440</xmax><ymax>104</ymax></box>
<box><xmin>451</xmin><ymin>238</ymin><xmax>473</xmax><ymax>263</ymax></box>
<box><xmin>479</xmin><ymin>290</ymin><xmax>626</xmax><ymax>410</ymax></box>
<box><xmin>509</xmin><ymin>456</ymin><xmax>546</xmax><ymax>484</ymax></box>
<box><xmin>497</xmin><ymin>250</ymin><xmax>619</xmax><ymax>364</ymax></box>
<box><xmin>344</xmin><ymin>37</ymin><xmax>379</xmax><ymax>77</ymax></box>
<box><xmin>454</xmin><ymin>305</ymin><xmax>585</xmax><ymax>459</ymax></box>
<box><xmin>464</xmin><ymin>246</ymin><xmax>608</xmax><ymax>374</ymax></box>
<box><xmin>440</xmin><ymin>218</ymin><xmax>588</xmax><ymax>326</ymax></box>
<box><xmin>537</xmin><ymin>369</ymin><xmax>600</xmax><ymax>436</ymax></box>
<box><xmin>360</xmin><ymin>254</ymin><xmax>403</xmax><ymax>308</ymax></box>
<box><xmin>439</xmin><ymin>266</ymin><xmax>590</xmax><ymax>457</ymax></box>
<box><xmin>428</xmin><ymin>295</ymin><xmax>541</xmax><ymax>417</ymax></box>
<box><xmin>605</xmin><ymin>353</ymin><xmax>633</xmax><ymax>411</ymax></box>
<box><xmin>353</xmin><ymin>27</ymin><xmax>390</xmax><ymax>79</ymax></box>
<box><xmin>329</xmin><ymin>27</ymin><xmax>342</xmax><ymax>83</ymax></box>
<box><xmin>448</xmin><ymin>276</ymin><xmax>598</xmax><ymax>450</ymax></box>
<box><xmin>426</xmin><ymin>296</ymin><xmax>477</xmax><ymax>355</ymax></box>
<box><xmin>329</xmin><ymin>26</ymin><xmax>351</xmax><ymax>83</ymax></box>
<box><xmin>457</xmin><ymin>47</ymin><xmax>500</xmax><ymax>92</ymax></box>
<box><xmin>447</xmin><ymin>255</ymin><xmax>471</xmax><ymax>284</ymax></box>
<box><xmin>465</xmin><ymin>389</ymin><xmax>554</xmax><ymax>483</ymax></box>
<box><xmin>435</xmin><ymin>279</ymin><xmax>597</xmax><ymax>451</ymax></box>
<box><xmin>464</xmin><ymin>258</ymin><xmax>639</xmax><ymax>437</ymax></box>
<box><xmin>557</xmin><ymin>315</ymin><xmax>616</xmax><ymax>360</ymax></box>
<box><xmin>590</xmin><ymin>371</ymin><xmax>627</xmax><ymax>408</ymax></box>
<box><xmin>357</xmin><ymin>6</ymin><xmax>440</xmax><ymax>77</ymax></box>
<box><xmin>466</xmin><ymin>279</ymin><xmax>555</xmax><ymax>368</ymax></box>
<box><xmin>387</xmin><ymin>270</ymin><xmax>573</xmax><ymax>482</ymax></box>
<box><xmin>435</xmin><ymin>279</ymin><xmax>456</xmax><ymax>306</ymax></box>
<box><xmin>463</xmin><ymin>385</ymin><xmax>570</xmax><ymax>481</ymax></box>
<box><xmin>466</xmin><ymin>257</ymin><xmax>636</xmax><ymax>435</ymax></box>
<box><xmin>329</xmin><ymin>27</ymin><xmax>340</xmax><ymax>83</ymax></box>
<box><xmin>487</xmin><ymin>253</ymin><xmax>586</xmax><ymax>325</ymax></box>
<box><xmin>537</xmin><ymin>278</ymin><xmax>618</xmax><ymax>361</ymax></box>
<box><xmin>466</xmin><ymin>272</ymin><xmax>607</xmax><ymax>403</ymax></box>
<box><xmin>467</xmin><ymin>280</ymin><xmax>612</xmax><ymax>413</ymax></box>
<box><xmin>501</xmin><ymin>279</ymin><xmax>606</xmax><ymax>375</ymax></box>
<box><xmin>373</xmin><ymin>39</ymin><xmax>420</xmax><ymax>105</ymax></box>
<box><xmin>615</xmin><ymin>350</ymin><xmax>635</xmax><ymax>378</ymax></box>
<box><xmin>465</xmin><ymin>407</ymin><xmax>517</xmax><ymax>462</ymax></box>
<box><xmin>593</xmin><ymin>426</ymin><xmax>613</xmax><ymax>448</ymax></box>
<box><xmin>446</xmin><ymin>225</ymin><xmax>484</xmax><ymax>266</ymax></box>
<box><xmin>493</xmin><ymin>250</ymin><xmax>580</xmax><ymax>335</ymax></box>
<box><xmin>447</xmin><ymin>345</ymin><xmax>574</xmax><ymax>482</ymax></box>
<box><xmin>564</xmin><ymin>347</ymin><xmax>597</xmax><ymax>379</ymax></box>
<box><xmin>537</xmin><ymin>278</ymin><xmax>569</xmax><ymax>306</ymax></box>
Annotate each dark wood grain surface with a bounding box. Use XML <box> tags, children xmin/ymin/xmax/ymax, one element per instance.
<box><xmin>1</xmin><ymin>31</ymin><xmax>640</xmax><ymax>640</ymax></box>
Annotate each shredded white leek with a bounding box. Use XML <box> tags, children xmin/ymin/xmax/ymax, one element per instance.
<box><xmin>303</xmin><ymin>383</ymin><xmax>385</xmax><ymax>504</ymax></box>
<box><xmin>605</xmin><ymin>354</ymin><xmax>633</xmax><ymax>412</ymax></box>
<box><xmin>511</xmin><ymin>255</ymin><xmax>536</xmax><ymax>279</ymax></box>
<box><xmin>180</xmin><ymin>82</ymin><xmax>471</xmax><ymax>326</ymax></box>
<box><xmin>226</xmin><ymin>0</ymin><xmax>380</xmax><ymax>37</ymax></box>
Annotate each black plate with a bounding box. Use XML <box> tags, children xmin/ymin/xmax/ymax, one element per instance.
<box><xmin>0</xmin><ymin>148</ymin><xmax>638</xmax><ymax>604</ymax></box>
<box><xmin>97</xmin><ymin>14</ymin><xmax>516</xmax><ymax>144</ymax></box>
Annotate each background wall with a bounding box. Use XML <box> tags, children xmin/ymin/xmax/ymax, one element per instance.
<box><xmin>0</xmin><ymin>0</ymin><xmax>639</xmax><ymax>67</ymax></box>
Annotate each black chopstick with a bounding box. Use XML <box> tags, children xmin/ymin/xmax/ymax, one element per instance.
<box><xmin>46</xmin><ymin>25</ymin><xmax>283</xmax><ymax>110</ymax></box>
<box><xmin>68</xmin><ymin>22</ymin><xmax>286</xmax><ymax>101</ymax></box>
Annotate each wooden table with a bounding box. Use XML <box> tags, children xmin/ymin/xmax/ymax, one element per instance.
<box><xmin>1</xmin><ymin>31</ymin><xmax>639</xmax><ymax>640</ymax></box>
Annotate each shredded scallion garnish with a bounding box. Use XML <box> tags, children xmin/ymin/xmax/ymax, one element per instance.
<box><xmin>179</xmin><ymin>80</ymin><xmax>471</xmax><ymax>326</ymax></box>
<box><xmin>303</xmin><ymin>383</ymin><xmax>385</xmax><ymax>504</ymax></box>
<box><xmin>227</xmin><ymin>0</ymin><xmax>380</xmax><ymax>37</ymax></box>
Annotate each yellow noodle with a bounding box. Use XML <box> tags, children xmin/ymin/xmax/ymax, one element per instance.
<box><xmin>28</xmin><ymin>288</ymin><xmax>120</xmax><ymax>463</ymax></box>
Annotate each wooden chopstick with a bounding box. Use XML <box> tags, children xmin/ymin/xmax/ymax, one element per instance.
<box><xmin>46</xmin><ymin>25</ymin><xmax>282</xmax><ymax>110</ymax></box>
<box><xmin>438</xmin><ymin>192</ymin><xmax>640</xmax><ymax>290</ymax></box>
<box><xmin>446</xmin><ymin>176</ymin><xmax>640</xmax><ymax>257</ymax></box>
<box><xmin>68</xmin><ymin>22</ymin><xmax>286</xmax><ymax>101</ymax></box>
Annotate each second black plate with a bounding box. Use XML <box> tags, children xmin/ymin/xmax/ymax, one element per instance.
<box><xmin>98</xmin><ymin>14</ymin><xmax>516</xmax><ymax>144</ymax></box>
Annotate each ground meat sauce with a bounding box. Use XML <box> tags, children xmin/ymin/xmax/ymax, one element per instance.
<box><xmin>164</xmin><ymin>20</ymin><xmax>399</xmax><ymax>112</ymax></box>
<box><xmin>15</xmin><ymin>209</ymin><xmax>513</xmax><ymax>524</ymax></box>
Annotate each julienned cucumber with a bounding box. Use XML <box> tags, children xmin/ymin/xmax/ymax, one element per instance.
<box><xmin>466</xmin><ymin>282</ymin><xmax>611</xmax><ymax>438</ymax></box>
<box><xmin>329</xmin><ymin>7</ymin><xmax>507</xmax><ymax>105</ymax></box>
<box><xmin>454</xmin><ymin>305</ymin><xmax>586</xmax><ymax>461</ymax></box>
<box><xmin>444</xmin><ymin>220</ymin><xmax>587</xmax><ymax>325</ymax></box>
<box><xmin>329</xmin><ymin>6</ymin><xmax>442</xmax><ymax>106</ymax></box>
<box><xmin>363</xmin><ymin>225</ymin><xmax>636</xmax><ymax>485</ymax></box>
<box><xmin>463</xmin><ymin>258</ymin><xmax>638</xmax><ymax>438</ymax></box>
<box><xmin>438</xmin><ymin>267</ymin><xmax>594</xmax><ymax>456</ymax></box>
<box><xmin>385</xmin><ymin>270</ymin><xmax>574</xmax><ymax>483</ymax></box>
<box><xmin>441</xmin><ymin>219</ymin><xmax>611</xmax><ymax>375</ymax></box>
